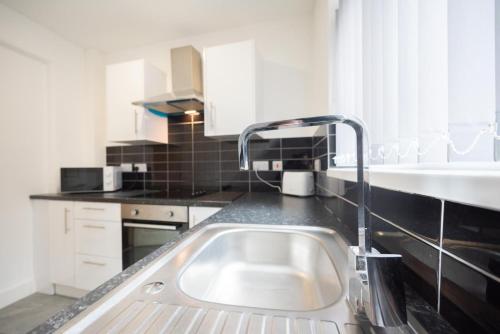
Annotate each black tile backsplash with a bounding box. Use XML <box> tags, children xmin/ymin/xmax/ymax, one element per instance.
<box><xmin>282</xmin><ymin>137</ymin><xmax>312</xmax><ymax>148</ymax></box>
<box><xmin>106</xmin><ymin>113</ymin><xmax>313</xmax><ymax>193</ymax></box>
<box><xmin>443</xmin><ymin>201</ymin><xmax>500</xmax><ymax>278</ymax></box>
<box><xmin>372</xmin><ymin>215</ymin><xmax>440</xmax><ymax>308</ymax></box>
<box><xmin>371</xmin><ymin>186</ymin><xmax>442</xmax><ymax>244</ymax></box>
<box><xmin>441</xmin><ymin>254</ymin><xmax>500</xmax><ymax>333</ymax></box>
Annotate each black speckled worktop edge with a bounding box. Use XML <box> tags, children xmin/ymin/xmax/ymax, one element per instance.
<box><xmin>29</xmin><ymin>191</ymin><xmax>243</xmax><ymax>207</ymax></box>
<box><xmin>29</xmin><ymin>193</ymin><xmax>456</xmax><ymax>334</ymax></box>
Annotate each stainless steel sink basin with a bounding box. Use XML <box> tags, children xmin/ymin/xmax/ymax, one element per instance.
<box><xmin>178</xmin><ymin>229</ymin><xmax>342</xmax><ymax>311</ymax></box>
<box><xmin>57</xmin><ymin>224</ymin><xmax>357</xmax><ymax>334</ymax></box>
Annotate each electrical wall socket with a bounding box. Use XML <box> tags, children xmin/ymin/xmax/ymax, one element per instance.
<box><xmin>252</xmin><ymin>161</ymin><xmax>269</xmax><ymax>171</ymax></box>
<box><xmin>120</xmin><ymin>163</ymin><xmax>133</xmax><ymax>172</ymax></box>
<box><xmin>314</xmin><ymin>159</ymin><xmax>321</xmax><ymax>171</ymax></box>
<box><xmin>135</xmin><ymin>163</ymin><xmax>147</xmax><ymax>172</ymax></box>
<box><xmin>272</xmin><ymin>160</ymin><xmax>283</xmax><ymax>171</ymax></box>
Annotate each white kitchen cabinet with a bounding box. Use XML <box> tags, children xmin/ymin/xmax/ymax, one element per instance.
<box><xmin>106</xmin><ymin>59</ymin><xmax>168</xmax><ymax>144</ymax></box>
<box><xmin>47</xmin><ymin>200</ymin><xmax>122</xmax><ymax>292</ymax></box>
<box><xmin>74</xmin><ymin>202</ymin><xmax>121</xmax><ymax>222</ymax></box>
<box><xmin>48</xmin><ymin>201</ymin><xmax>75</xmax><ymax>286</ymax></box>
<box><xmin>189</xmin><ymin>206</ymin><xmax>222</xmax><ymax>228</ymax></box>
<box><xmin>75</xmin><ymin>254</ymin><xmax>122</xmax><ymax>291</ymax></box>
<box><xmin>203</xmin><ymin>40</ymin><xmax>257</xmax><ymax>137</ymax></box>
<box><xmin>75</xmin><ymin>219</ymin><xmax>122</xmax><ymax>258</ymax></box>
<box><xmin>73</xmin><ymin>202</ymin><xmax>122</xmax><ymax>289</ymax></box>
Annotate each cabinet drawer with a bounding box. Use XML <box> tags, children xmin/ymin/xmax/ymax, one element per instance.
<box><xmin>74</xmin><ymin>202</ymin><xmax>121</xmax><ymax>222</ymax></box>
<box><xmin>75</xmin><ymin>254</ymin><xmax>122</xmax><ymax>291</ymax></box>
<box><xmin>75</xmin><ymin>219</ymin><xmax>122</xmax><ymax>258</ymax></box>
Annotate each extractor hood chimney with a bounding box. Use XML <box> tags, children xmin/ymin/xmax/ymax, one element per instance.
<box><xmin>132</xmin><ymin>45</ymin><xmax>204</xmax><ymax>115</ymax></box>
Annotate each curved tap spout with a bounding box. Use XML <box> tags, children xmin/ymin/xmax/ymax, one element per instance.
<box><xmin>238</xmin><ymin>115</ymin><xmax>371</xmax><ymax>254</ymax></box>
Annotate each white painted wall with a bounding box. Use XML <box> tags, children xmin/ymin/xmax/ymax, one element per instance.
<box><xmin>0</xmin><ymin>4</ymin><xmax>105</xmax><ymax>308</ymax></box>
<box><xmin>311</xmin><ymin>0</ymin><xmax>336</xmax><ymax>115</ymax></box>
<box><xmin>105</xmin><ymin>16</ymin><xmax>318</xmax><ymax>138</ymax></box>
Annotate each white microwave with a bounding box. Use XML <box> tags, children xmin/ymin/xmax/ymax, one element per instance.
<box><xmin>60</xmin><ymin>167</ymin><xmax>122</xmax><ymax>193</ymax></box>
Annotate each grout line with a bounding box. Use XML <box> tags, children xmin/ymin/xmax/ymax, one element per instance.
<box><xmin>437</xmin><ymin>200</ymin><xmax>444</xmax><ymax>312</ymax></box>
<box><xmin>312</xmin><ymin>135</ymin><xmax>327</xmax><ymax>148</ymax></box>
<box><xmin>219</xmin><ymin>141</ymin><xmax>222</xmax><ymax>192</ymax></box>
<box><xmin>281</xmin><ymin>146</ymin><xmax>313</xmax><ymax>150</ymax></box>
<box><xmin>166</xmin><ymin>144</ymin><xmax>169</xmax><ymax>193</ymax></box>
<box><xmin>440</xmin><ymin>248</ymin><xmax>500</xmax><ymax>283</ymax></box>
<box><xmin>313</xmin><ymin>152</ymin><xmax>329</xmax><ymax>160</ymax></box>
<box><xmin>191</xmin><ymin>115</ymin><xmax>195</xmax><ymax>194</ymax></box>
<box><xmin>370</xmin><ymin>213</ymin><xmax>441</xmax><ymax>251</ymax></box>
<box><xmin>143</xmin><ymin>145</ymin><xmax>146</xmax><ymax>190</ymax></box>
<box><xmin>280</xmin><ymin>138</ymin><xmax>283</xmax><ymax>183</ymax></box>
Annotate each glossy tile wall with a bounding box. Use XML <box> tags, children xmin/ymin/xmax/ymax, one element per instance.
<box><xmin>106</xmin><ymin>114</ymin><xmax>315</xmax><ymax>193</ymax></box>
<box><xmin>315</xmin><ymin>172</ymin><xmax>500</xmax><ymax>333</ymax></box>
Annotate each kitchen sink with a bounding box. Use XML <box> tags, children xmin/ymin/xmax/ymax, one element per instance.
<box><xmin>57</xmin><ymin>224</ymin><xmax>357</xmax><ymax>333</ymax></box>
<box><xmin>178</xmin><ymin>229</ymin><xmax>342</xmax><ymax>311</ymax></box>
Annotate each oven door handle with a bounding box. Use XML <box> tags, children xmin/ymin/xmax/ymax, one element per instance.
<box><xmin>123</xmin><ymin>222</ymin><xmax>180</xmax><ymax>231</ymax></box>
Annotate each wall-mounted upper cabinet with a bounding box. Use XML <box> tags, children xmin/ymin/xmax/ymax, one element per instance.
<box><xmin>203</xmin><ymin>40</ymin><xmax>257</xmax><ymax>137</ymax></box>
<box><xmin>106</xmin><ymin>59</ymin><xmax>168</xmax><ymax>144</ymax></box>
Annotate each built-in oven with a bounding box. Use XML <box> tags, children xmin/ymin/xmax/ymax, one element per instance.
<box><xmin>121</xmin><ymin>203</ymin><xmax>189</xmax><ymax>269</ymax></box>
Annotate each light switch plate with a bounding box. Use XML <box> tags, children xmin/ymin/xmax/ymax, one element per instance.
<box><xmin>272</xmin><ymin>160</ymin><xmax>283</xmax><ymax>171</ymax></box>
<box><xmin>253</xmin><ymin>161</ymin><xmax>269</xmax><ymax>171</ymax></box>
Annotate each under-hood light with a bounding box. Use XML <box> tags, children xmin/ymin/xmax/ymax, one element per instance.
<box><xmin>184</xmin><ymin>110</ymin><xmax>199</xmax><ymax>115</ymax></box>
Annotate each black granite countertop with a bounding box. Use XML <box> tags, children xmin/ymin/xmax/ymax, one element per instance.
<box><xmin>30</xmin><ymin>190</ymin><xmax>243</xmax><ymax>207</ymax></box>
<box><xmin>30</xmin><ymin>193</ymin><xmax>456</xmax><ymax>334</ymax></box>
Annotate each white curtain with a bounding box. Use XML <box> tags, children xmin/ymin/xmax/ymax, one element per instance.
<box><xmin>332</xmin><ymin>0</ymin><xmax>496</xmax><ymax>166</ymax></box>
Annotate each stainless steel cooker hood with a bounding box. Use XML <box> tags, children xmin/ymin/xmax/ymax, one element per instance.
<box><xmin>132</xmin><ymin>46</ymin><xmax>204</xmax><ymax>115</ymax></box>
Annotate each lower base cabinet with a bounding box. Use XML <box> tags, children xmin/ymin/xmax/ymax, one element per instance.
<box><xmin>47</xmin><ymin>200</ymin><xmax>122</xmax><ymax>293</ymax></box>
<box><xmin>75</xmin><ymin>254</ymin><xmax>122</xmax><ymax>291</ymax></box>
<box><xmin>46</xmin><ymin>201</ymin><xmax>221</xmax><ymax>294</ymax></box>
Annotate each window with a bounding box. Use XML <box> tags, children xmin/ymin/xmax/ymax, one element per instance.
<box><xmin>332</xmin><ymin>0</ymin><xmax>498</xmax><ymax>166</ymax></box>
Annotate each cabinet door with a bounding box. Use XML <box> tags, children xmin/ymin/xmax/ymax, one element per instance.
<box><xmin>137</xmin><ymin>108</ymin><xmax>168</xmax><ymax>144</ymax></box>
<box><xmin>204</xmin><ymin>40</ymin><xmax>256</xmax><ymax>137</ymax></box>
<box><xmin>75</xmin><ymin>254</ymin><xmax>122</xmax><ymax>291</ymax></box>
<box><xmin>106</xmin><ymin>60</ymin><xmax>145</xmax><ymax>143</ymax></box>
<box><xmin>75</xmin><ymin>219</ymin><xmax>122</xmax><ymax>258</ymax></box>
<box><xmin>189</xmin><ymin>207</ymin><xmax>222</xmax><ymax>228</ymax></box>
<box><xmin>48</xmin><ymin>201</ymin><xmax>75</xmax><ymax>286</ymax></box>
<box><xmin>106</xmin><ymin>60</ymin><xmax>168</xmax><ymax>144</ymax></box>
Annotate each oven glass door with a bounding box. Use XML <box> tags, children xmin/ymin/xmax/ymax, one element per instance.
<box><xmin>122</xmin><ymin>220</ymin><xmax>185</xmax><ymax>269</ymax></box>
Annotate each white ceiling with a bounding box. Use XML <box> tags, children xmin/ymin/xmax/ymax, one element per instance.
<box><xmin>0</xmin><ymin>0</ymin><xmax>314</xmax><ymax>53</ymax></box>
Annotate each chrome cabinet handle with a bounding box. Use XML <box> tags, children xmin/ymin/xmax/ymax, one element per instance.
<box><xmin>64</xmin><ymin>208</ymin><xmax>69</xmax><ymax>234</ymax></box>
<box><xmin>134</xmin><ymin>109</ymin><xmax>138</xmax><ymax>134</ymax></box>
<box><xmin>82</xmin><ymin>207</ymin><xmax>105</xmax><ymax>211</ymax></box>
<box><xmin>83</xmin><ymin>260</ymin><xmax>106</xmax><ymax>266</ymax></box>
<box><xmin>82</xmin><ymin>224</ymin><xmax>105</xmax><ymax>229</ymax></box>
<box><xmin>210</xmin><ymin>102</ymin><xmax>216</xmax><ymax>129</ymax></box>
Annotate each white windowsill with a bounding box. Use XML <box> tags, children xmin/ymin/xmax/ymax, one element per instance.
<box><xmin>326</xmin><ymin>164</ymin><xmax>500</xmax><ymax>211</ymax></box>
